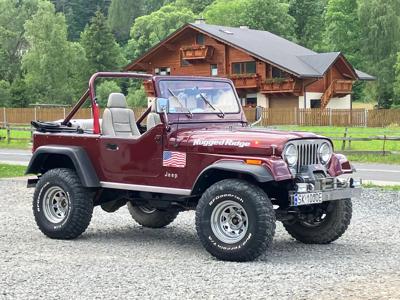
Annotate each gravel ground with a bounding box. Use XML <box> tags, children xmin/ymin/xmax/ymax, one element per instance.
<box><xmin>1</xmin><ymin>179</ymin><xmax>400</xmax><ymax>300</ymax></box>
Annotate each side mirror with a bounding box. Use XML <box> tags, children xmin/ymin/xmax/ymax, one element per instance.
<box><xmin>156</xmin><ymin>97</ymin><xmax>169</xmax><ymax>113</ymax></box>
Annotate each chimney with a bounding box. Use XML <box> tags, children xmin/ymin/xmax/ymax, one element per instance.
<box><xmin>195</xmin><ymin>18</ymin><xmax>206</xmax><ymax>24</ymax></box>
<box><xmin>240</xmin><ymin>25</ymin><xmax>249</xmax><ymax>29</ymax></box>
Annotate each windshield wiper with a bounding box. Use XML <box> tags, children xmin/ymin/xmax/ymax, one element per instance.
<box><xmin>197</xmin><ymin>91</ymin><xmax>225</xmax><ymax>118</ymax></box>
<box><xmin>167</xmin><ymin>88</ymin><xmax>193</xmax><ymax>118</ymax></box>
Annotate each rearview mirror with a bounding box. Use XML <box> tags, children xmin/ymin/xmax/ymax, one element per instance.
<box><xmin>156</xmin><ymin>97</ymin><xmax>169</xmax><ymax>113</ymax></box>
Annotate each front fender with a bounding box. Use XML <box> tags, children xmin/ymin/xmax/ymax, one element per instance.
<box><xmin>191</xmin><ymin>158</ymin><xmax>292</xmax><ymax>195</ymax></box>
<box><xmin>26</xmin><ymin>145</ymin><xmax>100</xmax><ymax>187</ymax></box>
<box><xmin>328</xmin><ymin>153</ymin><xmax>354</xmax><ymax>176</ymax></box>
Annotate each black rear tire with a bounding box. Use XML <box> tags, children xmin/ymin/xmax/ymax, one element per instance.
<box><xmin>195</xmin><ymin>179</ymin><xmax>276</xmax><ymax>262</ymax></box>
<box><xmin>283</xmin><ymin>199</ymin><xmax>352</xmax><ymax>244</ymax></box>
<box><xmin>33</xmin><ymin>168</ymin><xmax>94</xmax><ymax>239</ymax></box>
<box><xmin>127</xmin><ymin>202</ymin><xmax>179</xmax><ymax>228</ymax></box>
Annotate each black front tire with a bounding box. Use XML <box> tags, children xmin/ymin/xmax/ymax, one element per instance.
<box><xmin>195</xmin><ymin>179</ymin><xmax>276</xmax><ymax>262</ymax></box>
<box><xmin>33</xmin><ymin>168</ymin><xmax>94</xmax><ymax>239</ymax></box>
<box><xmin>283</xmin><ymin>199</ymin><xmax>352</xmax><ymax>244</ymax></box>
<box><xmin>127</xmin><ymin>202</ymin><xmax>179</xmax><ymax>228</ymax></box>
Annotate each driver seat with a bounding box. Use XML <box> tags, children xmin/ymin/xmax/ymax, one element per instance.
<box><xmin>102</xmin><ymin>93</ymin><xmax>140</xmax><ymax>137</ymax></box>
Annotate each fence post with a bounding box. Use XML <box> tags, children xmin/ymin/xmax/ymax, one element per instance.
<box><xmin>341</xmin><ymin>127</ymin><xmax>348</xmax><ymax>151</ymax></box>
<box><xmin>364</xmin><ymin>109</ymin><xmax>368</xmax><ymax>128</ymax></box>
<box><xmin>3</xmin><ymin>107</ymin><xmax>6</xmax><ymax>125</ymax></box>
<box><xmin>294</xmin><ymin>107</ymin><xmax>297</xmax><ymax>125</ymax></box>
<box><xmin>6</xmin><ymin>124</ymin><xmax>10</xmax><ymax>144</ymax></box>
<box><xmin>34</xmin><ymin>107</ymin><xmax>37</xmax><ymax>121</ymax></box>
<box><xmin>63</xmin><ymin>107</ymin><xmax>66</xmax><ymax>119</ymax></box>
<box><xmin>383</xmin><ymin>135</ymin><xmax>387</xmax><ymax>155</ymax></box>
<box><xmin>329</xmin><ymin>108</ymin><xmax>332</xmax><ymax>126</ymax></box>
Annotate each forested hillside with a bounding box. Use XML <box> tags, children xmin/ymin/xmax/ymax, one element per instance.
<box><xmin>0</xmin><ymin>0</ymin><xmax>399</xmax><ymax>108</ymax></box>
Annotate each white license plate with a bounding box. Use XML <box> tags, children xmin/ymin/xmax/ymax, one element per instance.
<box><xmin>293</xmin><ymin>192</ymin><xmax>323</xmax><ymax>206</ymax></box>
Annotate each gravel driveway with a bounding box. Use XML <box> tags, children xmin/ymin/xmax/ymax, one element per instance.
<box><xmin>1</xmin><ymin>179</ymin><xmax>399</xmax><ymax>299</ymax></box>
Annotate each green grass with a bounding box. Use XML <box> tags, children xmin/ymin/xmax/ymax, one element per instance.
<box><xmin>0</xmin><ymin>128</ymin><xmax>31</xmax><ymax>149</ymax></box>
<box><xmin>346</xmin><ymin>153</ymin><xmax>400</xmax><ymax>164</ymax></box>
<box><xmin>362</xmin><ymin>183</ymin><xmax>400</xmax><ymax>191</ymax></box>
<box><xmin>274</xmin><ymin>125</ymin><xmax>400</xmax><ymax>164</ymax></box>
<box><xmin>0</xmin><ymin>163</ymin><xmax>27</xmax><ymax>178</ymax></box>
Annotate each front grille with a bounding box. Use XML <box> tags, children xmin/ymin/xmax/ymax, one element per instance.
<box><xmin>290</xmin><ymin>140</ymin><xmax>328</xmax><ymax>171</ymax></box>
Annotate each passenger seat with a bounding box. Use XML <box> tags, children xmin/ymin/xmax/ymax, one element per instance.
<box><xmin>146</xmin><ymin>103</ymin><xmax>162</xmax><ymax>130</ymax></box>
<box><xmin>102</xmin><ymin>93</ymin><xmax>141</xmax><ymax>137</ymax></box>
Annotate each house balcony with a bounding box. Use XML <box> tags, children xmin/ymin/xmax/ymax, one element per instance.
<box><xmin>180</xmin><ymin>45</ymin><xmax>214</xmax><ymax>61</ymax></box>
<box><xmin>260</xmin><ymin>78</ymin><xmax>302</xmax><ymax>95</ymax></box>
<box><xmin>229</xmin><ymin>74</ymin><xmax>259</xmax><ymax>89</ymax></box>
<box><xmin>332</xmin><ymin>79</ymin><xmax>353</xmax><ymax>96</ymax></box>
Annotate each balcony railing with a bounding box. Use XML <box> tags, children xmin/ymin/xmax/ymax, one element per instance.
<box><xmin>321</xmin><ymin>79</ymin><xmax>354</xmax><ymax>108</ymax></box>
<box><xmin>180</xmin><ymin>45</ymin><xmax>214</xmax><ymax>60</ymax></box>
<box><xmin>333</xmin><ymin>79</ymin><xmax>353</xmax><ymax>95</ymax></box>
<box><xmin>229</xmin><ymin>74</ymin><xmax>259</xmax><ymax>89</ymax></box>
<box><xmin>260</xmin><ymin>78</ymin><xmax>301</xmax><ymax>94</ymax></box>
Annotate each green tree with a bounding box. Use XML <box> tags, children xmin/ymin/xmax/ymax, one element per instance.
<box><xmin>0</xmin><ymin>80</ymin><xmax>11</xmax><ymax>107</ymax></box>
<box><xmin>359</xmin><ymin>0</ymin><xmax>400</xmax><ymax>107</ymax></box>
<box><xmin>394</xmin><ymin>52</ymin><xmax>400</xmax><ymax>106</ymax></box>
<box><xmin>51</xmin><ymin>0</ymin><xmax>110</xmax><ymax>40</ymax></box>
<box><xmin>81</xmin><ymin>10</ymin><xmax>125</xmax><ymax>75</ymax></box>
<box><xmin>126</xmin><ymin>5</ymin><xmax>195</xmax><ymax>60</ymax></box>
<box><xmin>96</xmin><ymin>80</ymin><xmax>121</xmax><ymax>107</ymax></box>
<box><xmin>108</xmin><ymin>0</ymin><xmax>144</xmax><ymax>44</ymax></box>
<box><xmin>0</xmin><ymin>0</ymin><xmax>40</xmax><ymax>83</ymax></box>
<box><xmin>204</xmin><ymin>0</ymin><xmax>296</xmax><ymax>40</ymax></box>
<box><xmin>175</xmin><ymin>0</ymin><xmax>215</xmax><ymax>14</ymax></box>
<box><xmin>289</xmin><ymin>0</ymin><xmax>327</xmax><ymax>50</ymax></box>
<box><xmin>323</xmin><ymin>0</ymin><xmax>360</xmax><ymax>65</ymax></box>
<box><xmin>22</xmin><ymin>1</ymin><xmax>87</xmax><ymax>105</ymax></box>
<box><xmin>127</xmin><ymin>85</ymin><xmax>147</xmax><ymax>107</ymax></box>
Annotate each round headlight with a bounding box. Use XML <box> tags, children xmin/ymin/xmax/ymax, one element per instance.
<box><xmin>284</xmin><ymin>144</ymin><xmax>298</xmax><ymax>167</ymax></box>
<box><xmin>319</xmin><ymin>142</ymin><xmax>332</xmax><ymax>164</ymax></box>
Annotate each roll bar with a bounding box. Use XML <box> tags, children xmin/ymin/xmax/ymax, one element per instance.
<box><xmin>62</xmin><ymin>72</ymin><xmax>153</xmax><ymax>134</ymax></box>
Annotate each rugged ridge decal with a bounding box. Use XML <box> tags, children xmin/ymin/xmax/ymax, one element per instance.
<box><xmin>193</xmin><ymin>139</ymin><xmax>251</xmax><ymax>148</ymax></box>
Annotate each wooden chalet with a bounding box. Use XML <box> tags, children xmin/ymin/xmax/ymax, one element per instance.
<box><xmin>126</xmin><ymin>20</ymin><xmax>374</xmax><ymax>109</ymax></box>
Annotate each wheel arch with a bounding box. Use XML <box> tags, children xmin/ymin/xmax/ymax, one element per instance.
<box><xmin>191</xmin><ymin>161</ymin><xmax>274</xmax><ymax>196</ymax></box>
<box><xmin>26</xmin><ymin>146</ymin><xmax>100</xmax><ymax>187</ymax></box>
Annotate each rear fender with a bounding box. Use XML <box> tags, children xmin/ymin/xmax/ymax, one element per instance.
<box><xmin>26</xmin><ymin>145</ymin><xmax>100</xmax><ymax>187</ymax></box>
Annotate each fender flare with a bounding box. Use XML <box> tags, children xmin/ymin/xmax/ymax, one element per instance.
<box><xmin>26</xmin><ymin>145</ymin><xmax>100</xmax><ymax>187</ymax></box>
<box><xmin>192</xmin><ymin>160</ymin><xmax>274</xmax><ymax>195</ymax></box>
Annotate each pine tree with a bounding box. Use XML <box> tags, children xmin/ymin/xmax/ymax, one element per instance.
<box><xmin>359</xmin><ymin>0</ymin><xmax>400</xmax><ymax>107</ymax></box>
<box><xmin>289</xmin><ymin>0</ymin><xmax>327</xmax><ymax>50</ymax></box>
<box><xmin>22</xmin><ymin>1</ymin><xmax>87</xmax><ymax>105</ymax></box>
<box><xmin>108</xmin><ymin>0</ymin><xmax>144</xmax><ymax>44</ymax></box>
<box><xmin>81</xmin><ymin>10</ymin><xmax>125</xmax><ymax>74</ymax></box>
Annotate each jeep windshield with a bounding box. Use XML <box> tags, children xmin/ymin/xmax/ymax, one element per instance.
<box><xmin>158</xmin><ymin>80</ymin><xmax>240</xmax><ymax>114</ymax></box>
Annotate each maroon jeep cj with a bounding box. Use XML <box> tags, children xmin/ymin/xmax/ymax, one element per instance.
<box><xmin>27</xmin><ymin>72</ymin><xmax>361</xmax><ymax>261</ymax></box>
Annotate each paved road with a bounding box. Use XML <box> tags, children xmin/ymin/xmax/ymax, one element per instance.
<box><xmin>1</xmin><ymin>149</ymin><xmax>400</xmax><ymax>184</ymax></box>
<box><xmin>0</xmin><ymin>149</ymin><xmax>31</xmax><ymax>165</ymax></box>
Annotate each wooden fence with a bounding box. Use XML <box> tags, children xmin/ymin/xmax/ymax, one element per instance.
<box><xmin>243</xmin><ymin>108</ymin><xmax>400</xmax><ymax>127</ymax></box>
<box><xmin>1</xmin><ymin>107</ymin><xmax>400</xmax><ymax>127</ymax></box>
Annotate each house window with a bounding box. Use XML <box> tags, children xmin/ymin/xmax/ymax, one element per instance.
<box><xmin>155</xmin><ymin>67</ymin><xmax>171</xmax><ymax>75</ymax></box>
<box><xmin>272</xmin><ymin>66</ymin><xmax>287</xmax><ymax>78</ymax></box>
<box><xmin>210</xmin><ymin>64</ymin><xmax>218</xmax><ymax>76</ymax></box>
<box><xmin>232</xmin><ymin>61</ymin><xmax>256</xmax><ymax>74</ymax></box>
<box><xmin>310</xmin><ymin>99</ymin><xmax>321</xmax><ymax>108</ymax></box>
<box><xmin>196</xmin><ymin>33</ymin><xmax>205</xmax><ymax>45</ymax></box>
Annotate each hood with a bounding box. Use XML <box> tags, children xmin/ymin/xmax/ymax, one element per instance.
<box><xmin>176</xmin><ymin>126</ymin><xmax>327</xmax><ymax>156</ymax></box>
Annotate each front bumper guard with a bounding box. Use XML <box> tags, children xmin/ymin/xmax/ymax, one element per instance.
<box><xmin>289</xmin><ymin>177</ymin><xmax>362</xmax><ymax>206</ymax></box>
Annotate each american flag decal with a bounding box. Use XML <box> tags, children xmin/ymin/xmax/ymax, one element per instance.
<box><xmin>163</xmin><ymin>151</ymin><xmax>186</xmax><ymax>168</ymax></box>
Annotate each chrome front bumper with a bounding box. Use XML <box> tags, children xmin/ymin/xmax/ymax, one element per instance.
<box><xmin>288</xmin><ymin>177</ymin><xmax>362</xmax><ymax>206</ymax></box>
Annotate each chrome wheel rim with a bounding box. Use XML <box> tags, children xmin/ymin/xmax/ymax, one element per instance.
<box><xmin>42</xmin><ymin>186</ymin><xmax>69</xmax><ymax>223</ymax></box>
<box><xmin>211</xmin><ymin>200</ymin><xmax>248</xmax><ymax>244</ymax></box>
<box><xmin>137</xmin><ymin>205</ymin><xmax>157</xmax><ymax>214</ymax></box>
